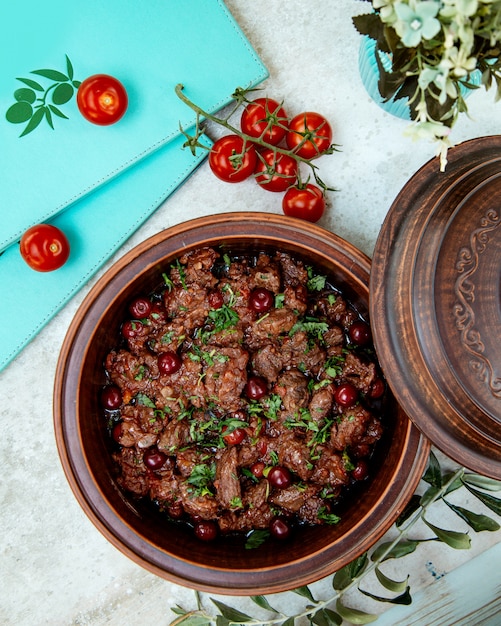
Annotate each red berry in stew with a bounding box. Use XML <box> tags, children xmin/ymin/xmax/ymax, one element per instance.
<box><xmin>158</xmin><ymin>351</ymin><xmax>182</xmax><ymax>375</ymax></box>
<box><xmin>208</xmin><ymin>290</ymin><xmax>224</xmax><ymax>309</ymax></box>
<box><xmin>143</xmin><ymin>446</ymin><xmax>168</xmax><ymax>471</ymax></box>
<box><xmin>100</xmin><ymin>385</ymin><xmax>122</xmax><ymax>410</ymax></box>
<box><xmin>269</xmin><ymin>516</ymin><xmax>292</xmax><ymax>540</ymax></box>
<box><xmin>244</xmin><ymin>376</ymin><xmax>268</xmax><ymax>400</ymax></box>
<box><xmin>267</xmin><ymin>465</ymin><xmax>292</xmax><ymax>489</ymax></box>
<box><xmin>334</xmin><ymin>383</ymin><xmax>358</xmax><ymax>408</ymax></box>
<box><xmin>250</xmin><ymin>461</ymin><xmax>265</xmax><ymax>479</ymax></box>
<box><xmin>121</xmin><ymin>320</ymin><xmax>144</xmax><ymax>339</ymax></box>
<box><xmin>111</xmin><ymin>421</ymin><xmax>123</xmax><ymax>444</ymax></box>
<box><xmin>348</xmin><ymin>321</ymin><xmax>372</xmax><ymax>346</ymax></box>
<box><xmin>128</xmin><ymin>297</ymin><xmax>152</xmax><ymax>319</ymax></box>
<box><xmin>369</xmin><ymin>377</ymin><xmax>385</xmax><ymax>399</ymax></box>
<box><xmin>249</xmin><ymin>287</ymin><xmax>274</xmax><ymax>313</ymax></box>
<box><xmin>194</xmin><ymin>519</ymin><xmax>218</xmax><ymax>541</ymax></box>
<box><xmin>352</xmin><ymin>459</ymin><xmax>369</xmax><ymax>481</ymax></box>
<box><xmin>222</xmin><ymin>427</ymin><xmax>246</xmax><ymax>446</ymax></box>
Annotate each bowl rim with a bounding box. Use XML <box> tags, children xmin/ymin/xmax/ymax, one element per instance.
<box><xmin>54</xmin><ymin>212</ymin><xmax>430</xmax><ymax>594</ymax></box>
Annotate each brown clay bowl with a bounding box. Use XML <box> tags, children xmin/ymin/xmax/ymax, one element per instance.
<box><xmin>53</xmin><ymin>212</ymin><xmax>430</xmax><ymax>595</ymax></box>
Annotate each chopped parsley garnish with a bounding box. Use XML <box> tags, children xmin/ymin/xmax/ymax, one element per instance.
<box><xmin>307</xmin><ymin>266</ymin><xmax>327</xmax><ymax>291</ymax></box>
<box><xmin>186</xmin><ymin>462</ymin><xmax>216</xmax><ymax>497</ymax></box>
<box><xmin>317</xmin><ymin>507</ymin><xmax>341</xmax><ymax>525</ymax></box>
<box><xmin>135</xmin><ymin>393</ymin><xmax>156</xmax><ymax>408</ymax></box>
<box><xmin>245</xmin><ymin>529</ymin><xmax>270</xmax><ymax>549</ymax></box>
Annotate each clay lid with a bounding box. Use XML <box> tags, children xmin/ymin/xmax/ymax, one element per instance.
<box><xmin>371</xmin><ymin>136</ymin><xmax>501</xmax><ymax>478</ymax></box>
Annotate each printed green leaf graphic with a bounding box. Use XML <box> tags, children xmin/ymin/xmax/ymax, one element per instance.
<box><xmin>5</xmin><ymin>54</ymin><xmax>80</xmax><ymax>136</ymax></box>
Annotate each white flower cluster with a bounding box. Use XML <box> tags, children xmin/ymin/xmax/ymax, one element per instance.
<box><xmin>373</xmin><ymin>0</ymin><xmax>500</xmax><ymax>169</ymax></box>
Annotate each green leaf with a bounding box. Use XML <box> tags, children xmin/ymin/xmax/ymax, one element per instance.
<box><xmin>443</xmin><ymin>500</ymin><xmax>500</xmax><ymax>532</ymax></box>
<box><xmin>44</xmin><ymin>106</ymin><xmax>54</xmax><ymax>129</ymax></box>
<box><xmin>442</xmin><ymin>471</ymin><xmax>464</xmax><ymax>495</ymax></box>
<box><xmin>462</xmin><ymin>482</ymin><xmax>501</xmax><ymax>516</ymax></box>
<box><xmin>19</xmin><ymin>106</ymin><xmax>45</xmax><ymax>136</ymax></box>
<box><xmin>332</xmin><ymin>553</ymin><xmax>368</xmax><ymax>590</ymax></box>
<box><xmin>311</xmin><ymin>608</ymin><xmax>342</xmax><ymax>626</ymax></box>
<box><xmin>250</xmin><ymin>596</ymin><xmax>278</xmax><ymax>613</ymax></box>
<box><xmin>65</xmin><ymin>54</ymin><xmax>74</xmax><ymax>80</ymax></box>
<box><xmin>292</xmin><ymin>586</ymin><xmax>317</xmax><ymax>602</ymax></box>
<box><xmin>14</xmin><ymin>87</ymin><xmax>36</xmax><ymax>104</ymax></box>
<box><xmin>281</xmin><ymin>618</ymin><xmax>295</xmax><ymax>626</ymax></box>
<box><xmin>359</xmin><ymin>586</ymin><xmax>412</xmax><ymax>606</ymax></box>
<box><xmin>170</xmin><ymin>613</ymin><xmax>211</xmax><ymax>626</ymax></box>
<box><xmin>375</xmin><ymin>566</ymin><xmax>409</xmax><ymax>593</ymax></box>
<box><xmin>422</xmin><ymin>450</ymin><xmax>442</xmax><ymax>488</ymax></box>
<box><xmin>396</xmin><ymin>494</ymin><xmax>421</xmax><ymax>527</ymax></box>
<box><xmin>72</xmin><ymin>80</ymin><xmax>82</xmax><ymax>88</ymax></box>
<box><xmin>52</xmin><ymin>82</ymin><xmax>74</xmax><ymax>105</ymax></box>
<box><xmin>335</xmin><ymin>599</ymin><xmax>378</xmax><ymax>624</ymax></box>
<box><xmin>245</xmin><ymin>529</ymin><xmax>269</xmax><ymax>549</ymax></box>
<box><xmin>31</xmin><ymin>68</ymin><xmax>69</xmax><ymax>81</ymax></box>
<box><xmin>463</xmin><ymin>474</ymin><xmax>501</xmax><ymax>492</ymax></box>
<box><xmin>419</xmin><ymin>485</ymin><xmax>441</xmax><ymax>507</ymax></box>
<box><xmin>5</xmin><ymin>101</ymin><xmax>33</xmax><ymax>124</ymax></box>
<box><xmin>49</xmin><ymin>104</ymin><xmax>69</xmax><ymax>120</ymax></box>
<box><xmin>423</xmin><ymin>518</ymin><xmax>471</xmax><ymax>549</ymax></box>
<box><xmin>371</xmin><ymin>539</ymin><xmax>419</xmax><ymax>562</ymax></box>
<box><xmin>16</xmin><ymin>76</ymin><xmax>44</xmax><ymax>91</ymax></box>
<box><xmin>210</xmin><ymin>599</ymin><xmax>253</xmax><ymax>623</ymax></box>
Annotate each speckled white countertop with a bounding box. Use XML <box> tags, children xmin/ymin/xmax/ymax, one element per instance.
<box><xmin>1</xmin><ymin>2</ymin><xmax>500</xmax><ymax>624</ymax></box>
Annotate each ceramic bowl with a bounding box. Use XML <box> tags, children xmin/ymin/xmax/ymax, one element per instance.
<box><xmin>53</xmin><ymin>212</ymin><xmax>429</xmax><ymax>595</ymax></box>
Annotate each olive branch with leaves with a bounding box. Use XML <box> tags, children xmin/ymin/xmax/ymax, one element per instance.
<box><xmin>170</xmin><ymin>451</ymin><xmax>501</xmax><ymax>626</ymax></box>
<box><xmin>5</xmin><ymin>54</ymin><xmax>81</xmax><ymax>137</ymax></box>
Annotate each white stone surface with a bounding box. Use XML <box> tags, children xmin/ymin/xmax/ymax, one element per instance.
<box><xmin>1</xmin><ymin>1</ymin><xmax>500</xmax><ymax>624</ymax></box>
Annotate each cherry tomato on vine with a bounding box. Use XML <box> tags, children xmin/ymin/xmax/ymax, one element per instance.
<box><xmin>240</xmin><ymin>97</ymin><xmax>289</xmax><ymax>145</ymax></box>
<box><xmin>20</xmin><ymin>224</ymin><xmax>70</xmax><ymax>272</ymax></box>
<box><xmin>209</xmin><ymin>134</ymin><xmax>257</xmax><ymax>183</ymax></box>
<box><xmin>282</xmin><ymin>183</ymin><xmax>325</xmax><ymax>222</ymax></box>
<box><xmin>254</xmin><ymin>149</ymin><xmax>298</xmax><ymax>192</ymax></box>
<box><xmin>286</xmin><ymin>112</ymin><xmax>333</xmax><ymax>159</ymax></box>
<box><xmin>77</xmin><ymin>74</ymin><xmax>128</xmax><ymax>125</ymax></box>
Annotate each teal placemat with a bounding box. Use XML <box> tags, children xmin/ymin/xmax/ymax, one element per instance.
<box><xmin>0</xmin><ymin>0</ymin><xmax>268</xmax><ymax>251</ymax></box>
<box><xmin>0</xmin><ymin>133</ymin><xmax>210</xmax><ymax>372</ymax></box>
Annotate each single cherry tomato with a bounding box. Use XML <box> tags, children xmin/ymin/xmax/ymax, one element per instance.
<box><xmin>143</xmin><ymin>446</ymin><xmax>168</xmax><ymax>471</ymax></box>
<box><xmin>349</xmin><ymin>321</ymin><xmax>372</xmax><ymax>346</ymax></box>
<box><xmin>282</xmin><ymin>183</ymin><xmax>326</xmax><ymax>223</ymax></box>
<box><xmin>158</xmin><ymin>351</ymin><xmax>182</xmax><ymax>375</ymax></box>
<box><xmin>254</xmin><ymin>149</ymin><xmax>298</xmax><ymax>192</ymax></box>
<box><xmin>19</xmin><ymin>224</ymin><xmax>70</xmax><ymax>272</ymax></box>
<box><xmin>128</xmin><ymin>297</ymin><xmax>152</xmax><ymax>319</ymax></box>
<box><xmin>267</xmin><ymin>465</ymin><xmax>292</xmax><ymax>490</ymax></box>
<box><xmin>352</xmin><ymin>459</ymin><xmax>369</xmax><ymax>481</ymax></box>
<box><xmin>222</xmin><ymin>426</ymin><xmax>246</xmax><ymax>445</ymax></box>
<box><xmin>269</xmin><ymin>516</ymin><xmax>292</xmax><ymax>540</ymax></box>
<box><xmin>240</xmin><ymin>97</ymin><xmax>289</xmax><ymax>145</ymax></box>
<box><xmin>249</xmin><ymin>287</ymin><xmax>274</xmax><ymax>313</ymax></box>
<box><xmin>286</xmin><ymin>112</ymin><xmax>333</xmax><ymax>159</ymax></box>
<box><xmin>209</xmin><ymin>134</ymin><xmax>257</xmax><ymax>183</ymax></box>
<box><xmin>77</xmin><ymin>74</ymin><xmax>128</xmax><ymax>125</ymax></box>
<box><xmin>194</xmin><ymin>519</ymin><xmax>218</xmax><ymax>541</ymax></box>
<box><xmin>244</xmin><ymin>376</ymin><xmax>268</xmax><ymax>400</ymax></box>
<box><xmin>334</xmin><ymin>383</ymin><xmax>359</xmax><ymax>408</ymax></box>
<box><xmin>100</xmin><ymin>385</ymin><xmax>122</xmax><ymax>410</ymax></box>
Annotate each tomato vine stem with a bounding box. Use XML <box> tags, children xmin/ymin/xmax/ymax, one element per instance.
<box><xmin>175</xmin><ymin>84</ymin><xmax>337</xmax><ymax>193</ymax></box>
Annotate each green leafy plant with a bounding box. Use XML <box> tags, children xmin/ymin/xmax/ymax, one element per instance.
<box><xmin>5</xmin><ymin>54</ymin><xmax>81</xmax><ymax>136</ymax></box>
<box><xmin>353</xmin><ymin>0</ymin><xmax>501</xmax><ymax>170</ymax></box>
<box><xmin>169</xmin><ymin>451</ymin><xmax>501</xmax><ymax>626</ymax></box>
